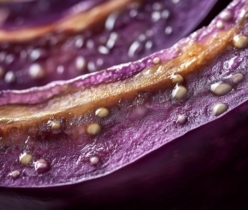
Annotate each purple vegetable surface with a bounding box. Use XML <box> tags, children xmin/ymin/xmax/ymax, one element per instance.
<box><xmin>4</xmin><ymin>0</ymin><xmax>248</xmax><ymax>210</ymax></box>
<box><xmin>0</xmin><ymin>0</ymin><xmax>219</xmax><ymax>90</ymax></box>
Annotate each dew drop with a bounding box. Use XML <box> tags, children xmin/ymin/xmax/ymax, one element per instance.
<box><xmin>232</xmin><ymin>35</ymin><xmax>248</xmax><ymax>49</ymax></box>
<box><xmin>129</xmin><ymin>9</ymin><xmax>138</xmax><ymax>18</ymax></box>
<box><xmin>153</xmin><ymin>2</ymin><xmax>164</xmax><ymax>11</ymax></box>
<box><xmin>231</xmin><ymin>73</ymin><xmax>244</xmax><ymax>84</ymax></box>
<box><xmin>216</xmin><ymin>20</ymin><xmax>224</xmax><ymax>29</ymax></box>
<box><xmin>151</xmin><ymin>11</ymin><xmax>161</xmax><ymax>22</ymax></box>
<box><xmin>57</xmin><ymin>65</ymin><xmax>64</xmax><ymax>74</ymax></box>
<box><xmin>95</xmin><ymin>107</ymin><xmax>110</xmax><ymax>118</ymax></box>
<box><xmin>128</xmin><ymin>41</ymin><xmax>142</xmax><ymax>57</ymax></box>
<box><xmin>105</xmin><ymin>12</ymin><xmax>119</xmax><ymax>31</ymax></box>
<box><xmin>29</xmin><ymin>49</ymin><xmax>43</xmax><ymax>61</ymax></box>
<box><xmin>161</xmin><ymin>10</ymin><xmax>170</xmax><ymax>19</ymax></box>
<box><xmin>210</xmin><ymin>82</ymin><xmax>232</xmax><ymax>96</ymax></box>
<box><xmin>145</xmin><ymin>41</ymin><xmax>153</xmax><ymax>50</ymax></box>
<box><xmin>90</xmin><ymin>156</ymin><xmax>99</xmax><ymax>165</ymax></box>
<box><xmin>87</xmin><ymin>123</ymin><xmax>101</xmax><ymax>135</ymax></box>
<box><xmin>4</xmin><ymin>71</ymin><xmax>15</xmax><ymax>83</ymax></box>
<box><xmin>219</xmin><ymin>10</ymin><xmax>232</xmax><ymax>21</ymax></box>
<box><xmin>176</xmin><ymin>115</ymin><xmax>187</xmax><ymax>124</ymax></box>
<box><xmin>172</xmin><ymin>0</ymin><xmax>180</xmax><ymax>4</ymax></box>
<box><xmin>19</xmin><ymin>153</ymin><xmax>33</xmax><ymax>166</ymax></box>
<box><xmin>35</xmin><ymin>159</ymin><xmax>50</xmax><ymax>173</ymax></box>
<box><xmin>75</xmin><ymin>36</ymin><xmax>84</xmax><ymax>49</ymax></box>
<box><xmin>106</xmin><ymin>32</ymin><xmax>118</xmax><ymax>49</ymax></box>
<box><xmin>165</xmin><ymin>26</ymin><xmax>173</xmax><ymax>35</ymax></box>
<box><xmin>153</xmin><ymin>57</ymin><xmax>161</xmax><ymax>64</ymax></box>
<box><xmin>29</xmin><ymin>64</ymin><xmax>45</xmax><ymax>79</ymax></box>
<box><xmin>47</xmin><ymin>120</ymin><xmax>61</xmax><ymax>130</ymax></box>
<box><xmin>88</xmin><ymin>61</ymin><xmax>97</xmax><ymax>72</ymax></box>
<box><xmin>6</xmin><ymin>54</ymin><xmax>14</xmax><ymax>64</ymax></box>
<box><xmin>86</xmin><ymin>40</ymin><xmax>94</xmax><ymax>49</ymax></box>
<box><xmin>172</xmin><ymin>85</ymin><xmax>187</xmax><ymax>100</ymax></box>
<box><xmin>171</xmin><ymin>74</ymin><xmax>184</xmax><ymax>84</ymax></box>
<box><xmin>75</xmin><ymin>56</ymin><xmax>86</xmax><ymax>72</ymax></box>
<box><xmin>212</xmin><ymin>103</ymin><xmax>228</xmax><ymax>116</ymax></box>
<box><xmin>9</xmin><ymin>170</ymin><xmax>20</xmax><ymax>179</ymax></box>
<box><xmin>98</xmin><ymin>45</ymin><xmax>110</xmax><ymax>54</ymax></box>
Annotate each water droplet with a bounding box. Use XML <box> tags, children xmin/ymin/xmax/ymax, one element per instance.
<box><xmin>233</xmin><ymin>35</ymin><xmax>248</xmax><ymax>49</ymax></box>
<box><xmin>129</xmin><ymin>9</ymin><xmax>138</xmax><ymax>18</ymax></box>
<box><xmin>172</xmin><ymin>85</ymin><xmax>187</xmax><ymax>100</ymax></box>
<box><xmin>88</xmin><ymin>61</ymin><xmax>97</xmax><ymax>72</ymax></box>
<box><xmin>35</xmin><ymin>159</ymin><xmax>50</xmax><ymax>173</ymax></box>
<box><xmin>57</xmin><ymin>65</ymin><xmax>64</xmax><ymax>74</ymax></box>
<box><xmin>75</xmin><ymin>56</ymin><xmax>86</xmax><ymax>72</ymax></box>
<box><xmin>212</xmin><ymin>103</ymin><xmax>228</xmax><ymax>116</ymax></box>
<box><xmin>75</xmin><ymin>36</ymin><xmax>84</xmax><ymax>48</ymax></box>
<box><xmin>220</xmin><ymin>10</ymin><xmax>232</xmax><ymax>21</ymax></box>
<box><xmin>153</xmin><ymin>57</ymin><xmax>161</xmax><ymax>64</ymax></box>
<box><xmin>4</xmin><ymin>71</ymin><xmax>15</xmax><ymax>83</ymax></box>
<box><xmin>87</xmin><ymin>123</ymin><xmax>101</xmax><ymax>135</ymax></box>
<box><xmin>98</xmin><ymin>45</ymin><xmax>110</xmax><ymax>54</ymax></box>
<box><xmin>151</xmin><ymin>11</ymin><xmax>161</xmax><ymax>22</ymax></box>
<box><xmin>231</xmin><ymin>73</ymin><xmax>244</xmax><ymax>84</ymax></box>
<box><xmin>128</xmin><ymin>41</ymin><xmax>142</xmax><ymax>57</ymax></box>
<box><xmin>90</xmin><ymin>156</ymin><xmax>99</xmax><ymax>165</ymax></box>
<box><xmin>47</xmin><ymin>120</ymin><xmax>61</xmax><ymax>130</ymax></box>
<box><xmin>29</xmin><ymin>64</ymin><xmax>45</xmax><ymax>79</ymax></box>
<box><xmin>5</xmin><ymin>54</ymin><xmax>14</xmax><ymax>64</ymax></box>
<box><xmin>216</xmin><ymin>20</ymin><xmax>224</xmax><ymax>29</ymax></box>
<box><xmin>171</xmin><ymin>74</ymin><xmax>184</xmax><ymax>84</ymax></box>
<box><xmin>106</xmin><ymin>32</ymin><xmax>118</xmax><ymax>49</ymax></box>
<box><xmin>9</xmin><ymin>170</ymin><xmax>20</xmax><ymax>179</ymax></box>
<box><xmin>210</xmin><ymin>82</ymin><xmax>232</xmax><ymax>96</ymax></box>
<box><xmin>145</xmin><ymin>41</ymin><xmax>153</xmax><ymax>50</ymax></box>
<box><xmin>29</xmin><ymin>49</ymin><xmax>43</xmax><ymax>61</ymax></box>
<box><xmin>19</xmin><ymin>153</ymin><xmax>33</xmax><ymax>166</ymax></box>
<box><xmin>176</xmin><ymin>115</ymin><xmax>187</xmax><ymax>124</ymax></box>
<box><xmin>165</xmin><ymin>26</ymin><xmax>173</xmax><ymax>35</ymax></box>
<box><xmin>105</xmin><ymin>12</ymin><xmax>119</xmax><ymax>31</ymax></box>
<box><xmin>161</xmin><ymin>9</ymin><xmax>170</xmax><ymax>19</ymax></box>
<box><xmin>172</xmin><ymin>0</ymin><xmax>180</xmax><ymax>4</ymax></box>
<box><xmin>153</xmin><ymin>2</ymin><xmax>164</xmax><ymax>11</ymax></box>
<box><xmin>95</xmin><ymin>107</ymin><xmax>110</xmax><ymax>118</ymax></box>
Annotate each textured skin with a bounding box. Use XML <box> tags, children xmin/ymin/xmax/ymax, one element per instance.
<box><xmin>0</xmin><ymin>0</ymin><xmax>218</xmax><ymax>90</ymax></box>
<box><xmin>4</xmin><ymin>0</ymin><xmax>248</xmax><ymax>210</ymax></box>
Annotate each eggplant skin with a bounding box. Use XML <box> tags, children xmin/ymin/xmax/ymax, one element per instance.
<box><xmin>1</xmin><ymin>0</ymin><xmax>245</xmax><ymax>209</ymax></box>
<box><xmin>0</xmin><ymin>98</ymin><xmax>248</xmax><ymax>210</ymax></box>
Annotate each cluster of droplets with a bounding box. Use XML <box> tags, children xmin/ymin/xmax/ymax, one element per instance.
<box><xmin>0</xmin><ymin>0</ymin><xmax>197</xmax><ymax>90</ymax></box>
